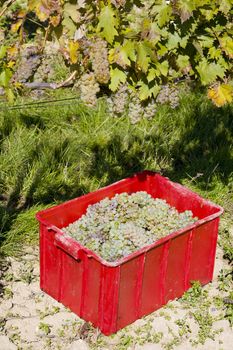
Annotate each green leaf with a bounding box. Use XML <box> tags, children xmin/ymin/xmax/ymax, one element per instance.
<box><xmin>219</xmin><ymin>35</ymin><xmax>233</xmax><ymax>59</ymax></box>
<box><xmin>167</xmin><ymin>32</ymin><xmax>180</xmax><ymax>50</ymax></box>
<box><xmin>109</xmin><ymin>41</ymin><xmax>136</xmax><ymax>68</ymax></box>
<box><xmin>5</xmin><ymin>88</ymin><xmax>14</xmax><ymax>103</ymax></box>
<box><xmin>62</xmin><ymin>17</ymin><xmax>76</xmax><ymax>36</ymax></box>
<box><xmin>157</xmin><ymin>61</ymin><xmax>169</xmax><ymax>76</ymax></box>
<box><xmin>0</xmin><ymin>46</ymin><xmax>7</xmax><ymax>59</ymax></box>
<box><xmin>150</xmin><ymin>84</ymin><xmax>160</xmax><ymax>98</ymax></box>
<box><xmin>179</xmin><ymin>36</ymin><xmax>189</xmax><ymax>49</ymax></box>
<box><xmin>176</xmin><ymin>0</ymin><xmax>196</xmax><ymax>22</ymax></box>
<box><xmin>196</xmin><ymin>59</ymin><xmax>226</xmax><ymax>85</ymax></box>
<box><xmin>153</xmin><ymin>2</ymin><xmax>172</xmax><ymax>28</ymax></box>
<box><xmin>109</xmin><ymin>67</ymin><xmax>126</xmax><ymax>91</ymax></box>
<box><xmin>136</xmin><ymin>42</ymin><xmax>152</xmax><ymax>73</ymax></box>
<box><xmin>0</xmin><ymin>69</ymin><xmax>12</xmax><ymax>88</ymax></box>
<box><xmin>147</xmin><ymin>67</ymin><xmax>158</xmax><ymax>82</ymax></box>
<box><xmin>64</xmin><ymin>3</ymin><xmax>80</xmax><ymax>23</ymax></box>
<box><xmin>97</xmin><ymin>5</ymin><xmax>118</xmax><ymax>44</ymax></box>
<box><xmin>198</xmin><ymin>35</ymin><xmax>214</xmax><ymax>48</ymax></box>
<box><xmin>177</xmin><ymin>55</ymin><xmax>190</xmax><ymax>69</ymax></box>
<box><xmin>138</xmin><ymin>81</ymin><xmax>151</xmax><ymax>100</ymax></box>
<box><xmin>123</xmin><ymin>40</ymin><xmax>136</xmax><ymax>62</ymax></box>
<box><xmin>219</xmin><ymin>0</ymin><xmax>232</xmax><ymax>14</ymax></box>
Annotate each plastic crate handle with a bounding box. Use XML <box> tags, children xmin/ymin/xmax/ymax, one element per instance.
<box><xmin>48</xmin><ymin>226</ymin><xmax>84</xmax><ymax>261</ymax></box>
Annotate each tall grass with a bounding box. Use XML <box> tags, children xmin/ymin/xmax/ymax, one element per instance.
<box><xmin>0</xmin><ymin>90</ymin><xmax>232</xmax><ymax>255</ymax></box>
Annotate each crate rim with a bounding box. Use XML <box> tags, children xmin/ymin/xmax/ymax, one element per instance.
<box><xmin>36</xmin><ymin>171</ymin><xmax>224</xmax><ymax>267</ymax></box>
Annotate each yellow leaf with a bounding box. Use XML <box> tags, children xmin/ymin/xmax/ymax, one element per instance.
<box><xmin>8</xmin><ymin>46</ymin><xmax>18</xmax><ymax>59</ymax></box>
<box><xmin>7</xmin><ymin>61</ymin><xmax>15</xmax><ymax>68</ymax></box>
<box><xmin>208</xmin><ymin>84</ymin><xmax>233</xmax><ymax>107</ymax></box>
<box><xmin>11</xmin><ymin>19</ymin><xmax>24</xmax><ymax>33</ymax></box>
<box><xmin>69</xmin><ymin>41</ymin><xmax>79</xmax><ymax>64</ymax></box>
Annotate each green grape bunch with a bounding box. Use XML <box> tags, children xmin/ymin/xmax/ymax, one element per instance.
<box><xmin>63</xmin><ymin>191</ymin><xmax>197</xmax><ymax>262</ymax></box>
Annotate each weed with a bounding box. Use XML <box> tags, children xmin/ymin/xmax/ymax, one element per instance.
<box><xmin>175</xmin><ymin>319</ymin><xmax>191</xmax><ymax>338</ymax></box>
<box><xmin>223</xmin><ymin>292</ymin><xmax>233</xmax><ymax>326</ymax></box>
<box><xmin>39</xmin><ymin>322</ymin><xmax>51</xmax><ymax>335</ymax></box>
<box><xmin>3</xmin><ymin>286</ymin><xmax>13</xmax><ymax>299</ymax></box>
<box><xmin>191</xmin><ymin>311</ymin><xmax>221</xmax><ymax>345</ymax></box>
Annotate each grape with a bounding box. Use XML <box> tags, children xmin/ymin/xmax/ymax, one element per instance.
<box><xmin>128</xmin><ymin>91</ymin><xmax>144</xmax><ymax>124</ymax></box>
<box><xmin>34</xmin><ymin>52</ymin><xmax>68</xmax><ymax>83</ymax></box>
<box><xmin>90</xmin><ymin>38</ymin><xmax>110</xmax><ymax>84</ymax></box>
<box><xmin>79</xmin><ymin>72</ymin><xmax>100</xmax><ymax>107</ymax></box>
<box><xmin>156</xmin><ymin>84</ymin><xmax>180</xmax><ymax>109</ymax></box>
<box><xmin>110</xmin><ymin>84</ymin><xmax>129</xmax><ymax>116</ymax></box>
<box><xmin>143</xmin><ymin>99</ymin><xmax>157</xmax><ymax>120</ymax></box>
<box><xmin>63</xmin><ymin>191</ymin><xmax>197</xmax><ymax>262</ymax></box>
<box><xmin>14</xmin><ymin>45</ymin><xmax>41</xmax><ymax>83</ymax></box>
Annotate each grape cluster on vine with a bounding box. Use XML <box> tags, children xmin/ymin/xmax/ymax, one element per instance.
<box><xmin>79</xmin><ymin>72</ymin><xmax>100</xmax><ymax>107</ymax></box>
<box><xmin>63</xmin><ymin>191</ymin><xmax>197</xmax><ymax>262</ymax></box>
<box><xmin>90</xmin><ymin>38</ymin><xmax>110</xmax><ymax>84</ymax></box>
<box><xmin>156</xmin><ymin>85</ymin><xmax>180</xmax><ymax>109</ymax></box>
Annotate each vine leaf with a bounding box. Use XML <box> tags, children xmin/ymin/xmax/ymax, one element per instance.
<box><xmin>109</xmin><ymin>67</ymin><xmax>126</xmax><ymax>91</ymax></box>
<box><xmin>69</xmin><ymin>41</ymin><xmax>79</xmax><ymax>64</ymax></box>
<box><xmin>138</xmin><ymin>81</ymin><xmax>151</xmax><ymax>100</ymax></box>
<box><xmin>208</xmin><ymin>84</ymin><xmax>233</xmax><ymax>107</ymax></box>
<box><xmin>0</xmin><ymin>69</ymin><xmax>12</xmax><ymax>88</ymax></box>
<box><xmin>136</xmin><ymin>42</ymin><xmax>152</xmax><ymax>73</ymax></box>
<box><xmin>97</xmin><ymin>5</ymin><xmax>118</xmax><ymax>44</ymax></box>
<box><xmin>64</xmin><ymin>3</ymin><xmax>80</xmax><ymax>23</ymax></box>
<box><xmin>219</xmin><ymin>35</ymin><xmax>233</xmax><ymax>59</ymax></box>
<box><xmin>196</xmin><ymin>59</ymin><xmax>225</xmax><ymax>85</ymax></box>
<box><xmin>176</xmin><ymin>0</ymin><xmax>196</xmax><ymax>22</ymax></box>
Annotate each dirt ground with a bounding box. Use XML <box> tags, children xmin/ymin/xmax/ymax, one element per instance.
<box><xmin>0</xmin><ymin>244</ymin><xmax>232</xmax><ymax>350</ymax></box>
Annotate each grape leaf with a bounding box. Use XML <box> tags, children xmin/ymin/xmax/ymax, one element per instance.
<box><xmin>62</xmin><ymin>17</ymin><xmax>76</xmax><ymax>36</ymax></box>
<box><xmin>109</xmin><ymin>67</ymin><xmax>126</xmax><ymax>91</ymax></box>
<box><xmin>5</xmin><ymin>88</ymin><xmax>15</xmax><ymax>103</ymax></box>
<box><xmin>64</xmin><ymin>3</ymin><xmax>80</xmax><ymax>23</ymax></box>
<box><xmin>177</xmin><ymin>55</ymin><xmax>190</xmax><ymax>69</ymax></box>
<box><xmin>97</xmin><ymin>5</ymin><xmax>119</xmax><ymax>44</ymax></box>
<box><xmin>176</xmin><ymin>0</ymin><xmax>196</xmax><ymax>22</ymax></box>
<box><xmin>219</xmin><ymin>35</ymin><xmax>233</xmax><ymax>59</ymax></box>
<box><xmin>0</xmin><ymin>46</ymin><xmax>7</xmax><ymax>59</ymax></box>
<box><xmin>219</xmin><ymin>0</ymin><xmax>232</xmax><ymax>14</ymax></box>
<box><xmin>157</xmin><ymin>61</ymin><xmax>169</xmax><ymax>76</ymax></box>
<box><xmin>147</xmin><ymin>67</ymin><xmax>158</xmax><ymax>82</ymax></box>
<box><xmin>167</xmin><ymin>32</ymin><xmax>180</xmax><ymax>50</ymax></box>
<box><xmin>136</xmin><ymin>42</ymin><xmax>152</xmax><ymax>73</ymax></box>
<box><xmin>0</xmin><ymin>69</ymin><xmax>12</xmax><ymax>88</ymax></box>
<box><xmin>153</xmin><ymin>2</ymin><xmax>172</xmax><ymax>28</ymax></box>
<box><xmin>208</xmin><ymin>84</ymin><xmax>233</xmax><ymax>107</ymax></box>
<box><xmin>69</xmin><ymin>41</ymin><xmax>79</xmax><ymax>64</ymax></box>
<box><xmin>196</xmin><ymin>59</ymin><xmax>225</xmax><ymax>85</ymax></box>
<box><xmin>109</xmin><ymin>41</ymin><xmax>134</xmax><ymax>68</ymax></box>
<box><xmin>138</xmin><ymin>81</ymin><xmax>151</xmax><ymax>100</ymax></box>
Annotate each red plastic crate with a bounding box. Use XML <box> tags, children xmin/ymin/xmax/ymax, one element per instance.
<box><xmin>36</xmin><ymin>171</ymin><xmax>223</xmax><ymax>335</ymax></box>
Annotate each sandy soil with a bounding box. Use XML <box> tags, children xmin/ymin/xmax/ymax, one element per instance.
<box><xmin>0</xmin><ymin>245</ymin><xmax>232</xmax><ymax>350</ymax></box>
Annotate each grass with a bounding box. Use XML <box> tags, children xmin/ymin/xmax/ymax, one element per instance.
<box><xmin>0</xmin><ymin>88</ymin><xmax>232</xmax><ymax>256</ymax></box>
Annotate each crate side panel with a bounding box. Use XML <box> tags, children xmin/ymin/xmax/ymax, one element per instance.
<box><xmin>140</xmin><ymin>245</ymin><xmax>164</xmax><ymax>316</ymax></box>
<box><xmin>117</xmin><ymin>256</ymin><xmax>145</xmax><ymax>330</ymax></box>
<box><xmin>79</xmin><ymin>257</ymin><xmax>102</xmax><ymax>326</ymax></box>
<box><xmin>189</xmin><ymin>221</ymin><xmax>218</xmax><ymax>284</ymax></box>
<box><xmin>40</xmin><ymin>226</ymin><xmax>61</xmax><ymax>300</ymax></box>
<box><xmin>58</xmin><ymin>253</ymin><xmax>83</xmax><ymax>315</ymax></box>
<box><xmin>98</xmin><ymin>266</ymin><xmax>120</xmax><ymax>335</ymax></box>
<box><xmin>164</xmin><ymin>233</ymin><xmax>190</xmax><ymax>303</ymax></box>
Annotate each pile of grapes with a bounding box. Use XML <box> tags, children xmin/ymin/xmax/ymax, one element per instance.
<box><xmin>63</xmin><ymin>192</ymin><xmax>197</xmax><ymax>262</ymax></box>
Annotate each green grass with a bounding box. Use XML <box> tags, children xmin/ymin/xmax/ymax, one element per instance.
<box><xmin>0</xmin><ymin>88</ymin><xmax>232</xmax><ymax>255</ymax></box>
